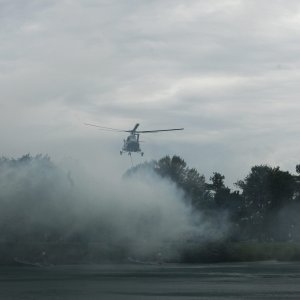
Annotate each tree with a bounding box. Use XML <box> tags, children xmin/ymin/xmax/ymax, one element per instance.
<box><xmin>156</xmin><ymin>155</ymin><xmax>187</xmax><ymax>186</ymax></box>
<box><xmin>207</xmin><ymin>173</ymin><xmax>243</xmax><ymax>234</ymax></box>
<box><xmin>127</xmin><ymin>155</ymin><xmax>213</xmax><ymax>210</ymax></box>
<box><xmin>209</xmin><ymin>172</ymin><xmax>225</xmax><ymax>191</ymax></box>
<box><xmin>268</xmin><ymin>167</ymin><xmax>295</xmax><ymax>210</ymax></box>
<box><xmin>184</xmin><ymin>168</ymin><xmax>210</xmax><ymax>209</ymax></box>
<box><xmin>156</xmin><ymin>155</ymin><xmax>212</xmax><ymax>208</ymax></box>
<box><xmin>236</xmin><ymin>165</ymin><xmax>296</xmax><ymax>240</ymax></box>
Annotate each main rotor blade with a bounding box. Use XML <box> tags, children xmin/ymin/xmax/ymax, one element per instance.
<box><xmin>137</xmin><ymin>128</ymin><xmax>184</xmax><ymax>133</ymax></box>
<box><xmin>84</xmin><ymin>123</ymin><xmax>128</xmax><ymax>133</ymax></box>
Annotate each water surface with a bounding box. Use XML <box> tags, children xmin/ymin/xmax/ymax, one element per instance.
<box><xmin>1</xmin><ymin>262</ymin><xmax>300</xmax><ymax>299</ymax></box>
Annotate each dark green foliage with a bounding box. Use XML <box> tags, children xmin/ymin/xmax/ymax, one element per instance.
<box><xmin>209</xmin><ymin>172</ymin><xmax>225</xmax><ymax>191</ymax></box>
<box><xmin>236</xmin><ymin>165</ymin><xmax>297</xmax><ymax>241</ymax></box>
<box><xmin>208</xmin><ymin>172</ymin><xmax>243</xmax><ymax>214</ymax></box>
<box><xmin>156</xmin><ymin>155</ymin><xmax>187</xmax><ymax>184</ymax></box>
<box><xmin>236</xmin><ymin>165</ymin><xmax>295</xmax><ymax>211</ymax></box>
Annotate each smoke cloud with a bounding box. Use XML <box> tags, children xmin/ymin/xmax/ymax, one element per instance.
<box><xmin>0</xmin><ymin>155</ymin><xmax>228</xmax><ymax>264</ymax></box>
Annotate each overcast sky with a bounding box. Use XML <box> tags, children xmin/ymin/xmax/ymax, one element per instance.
<box><xmin>1</xmin><ymin>0</ymin><xmax>300</xmax><ymax>185</ymax></box>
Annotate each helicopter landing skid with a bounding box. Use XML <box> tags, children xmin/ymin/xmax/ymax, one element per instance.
<box><xmin>120</xmin><ymin>150</ymin><xmax>144</xmax><ymax>156</ymax></box>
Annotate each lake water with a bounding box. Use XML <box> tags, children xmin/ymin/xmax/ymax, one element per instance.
<box><xmin>1</xmin><ymin>262</ymin><xmax>300</xmax><ymax>299</ymax></box>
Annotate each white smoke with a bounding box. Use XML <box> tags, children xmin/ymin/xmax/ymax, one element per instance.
<box><xmin>0</xmin><ymin>155</ymin><xmax>229</xmax><ymax>262</ymax></box>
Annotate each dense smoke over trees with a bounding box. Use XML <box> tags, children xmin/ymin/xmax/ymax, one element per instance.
<box><xmin>1</xmin><ymin>154</ymin><xmax>300</xmax><ymax>265</ymax></box>
<box><xmin>127</xmin><ymin>155</ymin><xmax>300</xmax><ymax>243</ymax></box>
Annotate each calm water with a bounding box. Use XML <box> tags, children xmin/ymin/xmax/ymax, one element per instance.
<box><xmin>1</xmin><ymin>262</ymin><xmax>300</xmax><ymax>299</ymax></box>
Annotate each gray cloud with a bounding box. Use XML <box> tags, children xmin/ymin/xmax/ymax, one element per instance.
<box><xmin>1</xmin><ymin>0</ymin><xmax>300</xmax><ymax>184</ymax></box>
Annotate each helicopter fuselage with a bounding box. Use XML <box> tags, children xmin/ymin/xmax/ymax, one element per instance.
<box><xmin>121</xmin><ymin>133</ymin><xmax>143</xmax><ymax>155</ymax></box>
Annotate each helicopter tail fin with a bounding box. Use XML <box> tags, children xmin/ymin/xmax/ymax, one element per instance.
<box><xmin>132</xmin><ymin>123</ymin><xmax>140</xmax><ymax>132</ymax></box>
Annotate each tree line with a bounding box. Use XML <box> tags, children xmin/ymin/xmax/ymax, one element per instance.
<box><xmin>127</xmin><ymin>155</ymin><xmax>300</xmax><ymax>243</ymax></box>
<box><xmin>1</xmin><ymin>154</ymin><xmax>300</xmax><ymax>265</ymax></box>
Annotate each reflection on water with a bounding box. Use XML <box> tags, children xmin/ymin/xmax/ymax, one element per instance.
<box><xmin>1</xmin><ymin>262</ymin><xmax>300</xmax><ymax>299</ymax></box>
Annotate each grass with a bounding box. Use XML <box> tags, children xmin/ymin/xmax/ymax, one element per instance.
<box><xmin>180</xmin><ymin>241</ymin><xmax>300</xmax><ymax>263</ymax></box>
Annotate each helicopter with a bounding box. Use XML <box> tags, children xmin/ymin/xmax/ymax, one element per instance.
<box><xmin>84</xmin><ymin>123</ymin><xmax>184</xmax><ymax>156</ymax></box>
